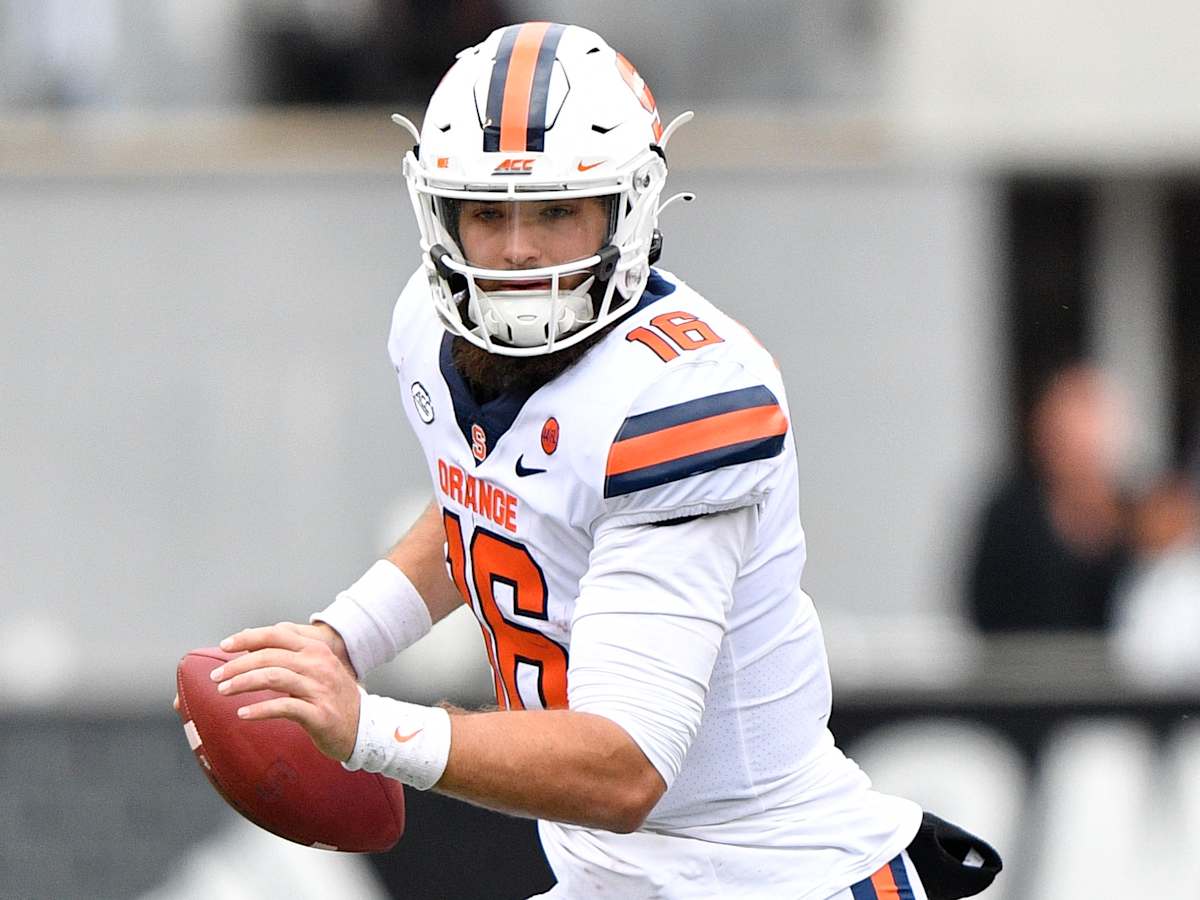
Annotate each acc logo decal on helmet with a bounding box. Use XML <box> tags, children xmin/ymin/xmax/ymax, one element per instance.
<box><xmin>493</xmin><ymin>158</ymin><xmax>535</xmax><ymax>175</ymax></box>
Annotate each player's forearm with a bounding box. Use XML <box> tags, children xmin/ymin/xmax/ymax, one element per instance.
<box><xmin>436</xmin><ymin>708</ymin><xmax>667</xmax><ymax>833</ymax></box>
<box><xmin>312</xmin><ymin>500</ymin><xmax>461</xmax><ymax>678</ymax></box>
<box><xmin>384</xmin><ymin>498</ymin><xmax>464</xmax><ymax>623</ymax></box>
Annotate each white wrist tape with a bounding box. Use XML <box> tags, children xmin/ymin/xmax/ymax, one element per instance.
<box><xmin>342</xmin><ymin>689</ymin><xmax>451</xmax><ymax>791</ymax></box>
<box><xmin>310</xmin><ymin>560</ymin><xmax>432</xmax><ymax>677</ymax></box>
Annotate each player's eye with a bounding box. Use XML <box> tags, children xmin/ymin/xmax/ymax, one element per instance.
<box><xmin>540</xmin><ymin>204</ymin><xmax>576</xmax><ymax>221</ymax></box>
<box><xmin>471</xmin><ymin>205</ymin><xmax>505</xmax><ymax>222</ymax></box>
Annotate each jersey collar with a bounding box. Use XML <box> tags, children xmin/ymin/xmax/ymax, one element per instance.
<box><xmin>438</xmin><ymin>269</ymin><xmax>677</xmax><ymax>466</ymax></box>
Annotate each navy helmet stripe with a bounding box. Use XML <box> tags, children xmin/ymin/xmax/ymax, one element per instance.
<box><xmin>483</xmin><ymin>25</ymin><xmax>521</xmax><ymax>153</ymax></box>
<box><xmin>525</xmin><ymin>23</ymin><xmax>566</xmax><ymax>152</ymax></box>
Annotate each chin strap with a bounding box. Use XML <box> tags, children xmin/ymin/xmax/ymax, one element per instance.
<box><xmin>659</xmin><ymin>110</ymin><xmax>694</xmax><ymax>149</ymax></box>
<box><xmin>390</xmin><ymin>113</ymin><xmax>421</xmax><ymax>145</ymax></box>
<box><xmin>658</xmin><ymin>192</ymin><xmax>696</xmax><ymax>216</ymax></box>
<box><xmin>647</xmin><ymin>112</ymin><xmax>697</xmax><ymax>270</ymax></box>
<box><xmin>649</xmin><ymin>192</ymin><xmax>696</xmax><ymax>265</ymax></box>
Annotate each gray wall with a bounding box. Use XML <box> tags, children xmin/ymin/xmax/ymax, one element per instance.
<box><xmin>1</xmin><ymin>145</ymin><xmax>1000</xmax><ymax>710</ymax></box>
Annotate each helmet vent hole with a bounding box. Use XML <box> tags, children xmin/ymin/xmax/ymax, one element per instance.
<box><xmin>437</xmin><ymin>123</ymin><xmax>452</xmax><ymax>133</ymax></box>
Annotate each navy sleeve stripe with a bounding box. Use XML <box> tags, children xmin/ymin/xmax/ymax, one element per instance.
<box><xmin>616</xmin><ymin>385</ymin><xmax>780</xmax><ymax>441</ymax></box>
<box><xmin>603</xmin><ymin>432</ymin><xmax>786</xmax><ymax>498</ymax></box>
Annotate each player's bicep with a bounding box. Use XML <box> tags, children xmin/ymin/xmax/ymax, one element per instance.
<box><xmin>582</xmin><ymin>503</ymin><xmax>756</xmax><ymax>620</ymax></box>
<box><xmin>391</xmin><ymin>499</ymin><xmax>469</xmax><ymax>622</ymax></box>
<box><xmin>568</xmin><ymin>507</ymin><xmax>755</xmax><ymax>786</ymax></box>
<box><xmin>568</xmin><ymin>609</ymin><xmax>721</xmax><ymax>790</ymax></box>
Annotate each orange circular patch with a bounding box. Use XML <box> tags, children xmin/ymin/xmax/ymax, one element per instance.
<box><xmin>540</xmin><ymin>417</ymin><xmax>559</xmax><ymax>455</ymax></box>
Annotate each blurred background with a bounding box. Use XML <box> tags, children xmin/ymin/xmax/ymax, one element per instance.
<box><xmin>3</xmin><ymin>0</ymin><xmax>1199</xmax><ymax>897</ymax></box>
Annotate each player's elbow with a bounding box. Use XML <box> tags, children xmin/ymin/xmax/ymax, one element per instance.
<box><xmin>606</xmin><ymin>805</ymin><xmax>653</xmax><ymax>835</ymax></box>
<box><xmin>604</xmin><ymin>766</ymin><xmax>666</xmax><ymax>834</ymax></box>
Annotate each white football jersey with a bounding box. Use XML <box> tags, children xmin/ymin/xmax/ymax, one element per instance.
<box><xmin>388</xmin><ymin>267</ymin><xmax>920</xmax><ymax>898</ymax></box>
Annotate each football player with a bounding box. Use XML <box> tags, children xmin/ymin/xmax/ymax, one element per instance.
<box><xmin>212</xmin><ymin>22</ymin><xmax>999</xmax><ymax>899</ymax></box>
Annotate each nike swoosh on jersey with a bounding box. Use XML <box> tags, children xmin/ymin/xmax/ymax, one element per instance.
<box><xmin>576</xmin><ymin>160</ymin><xmax>604</xmax><ymax>172</ymax></box>
<box><xmin>515</xmin><ymin>454</ymin><xmax>547</xmax><ymax>477</ymax></box>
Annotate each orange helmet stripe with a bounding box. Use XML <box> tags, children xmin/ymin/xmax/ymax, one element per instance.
<box><xmin>499</xmin><ymin>22</ymin><xmax>551</xmax><ymax>152</ymax></box>
<box><xmin>483</xmin><ymin>23</ymin><xmax>567</xmax><ymax>153</ymax></box>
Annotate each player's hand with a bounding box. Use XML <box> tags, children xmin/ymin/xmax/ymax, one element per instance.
<box><xmin>211</xmin><ymin>624</ymin><xmax>362</xmax><ymax>762</ymax></box>
<box><xmin>223</xmin><ymin>620</ymin><xmax>357</xmax><ymax>678</ymax></box>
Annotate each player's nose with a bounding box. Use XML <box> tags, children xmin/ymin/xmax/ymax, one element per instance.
<box><xmin>501</xmin><ymin>225</ymin><xmax>541</xmax><ymax>269</ymax></box>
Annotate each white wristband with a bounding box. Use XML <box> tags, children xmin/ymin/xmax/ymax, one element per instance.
<box><xmin>310</xmin><ymin>560</ymin><xmax>433</xmax><ymax>677</ymax></box>
<box><xmin>342</xmin><ymin>688</ymin><xmax>452</xmax><ymax>791</ymax></box>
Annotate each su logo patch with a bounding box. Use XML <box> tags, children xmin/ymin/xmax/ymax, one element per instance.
<box><xmin>471</xmin><ymin>423</ymin><xmax>488</xmax><ymax>461</ymax></box>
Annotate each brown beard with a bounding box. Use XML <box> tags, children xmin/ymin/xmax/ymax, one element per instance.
<box><xmin>450</xmin><ymin>323</ymin><xmax>617</xmax><ymax>404</ymax></box>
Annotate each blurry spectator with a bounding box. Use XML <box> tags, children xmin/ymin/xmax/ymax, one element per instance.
<box><xmin>247</xmin><ymin>0</ymin><xmax>510</xmax><ymax>105</ymax></box>
<box><xmin>6</xmin><ymin>0</ymin><xmax>119</xmax><ymax>107</ymax></box>
<box><xmin>1111</xmin><ymin>472</ymin><xmax>1200</xmax><ymax>687</ymax></box>
<box><xmin>967</xmin><ymin>363</ymin><xmax>1133</xmax><ymax>632</ymax></box>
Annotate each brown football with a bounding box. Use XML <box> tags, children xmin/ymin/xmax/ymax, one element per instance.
<box><xmin>175</xmin><ymin>646</ymin><xmax>405</xmax><ymax>852</ymax></box>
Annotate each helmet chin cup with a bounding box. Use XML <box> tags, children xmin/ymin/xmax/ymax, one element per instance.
<box><xmin>428</xmin><ymin>243</ymin><xmax>631</xmax><ymax>355</ymax></box>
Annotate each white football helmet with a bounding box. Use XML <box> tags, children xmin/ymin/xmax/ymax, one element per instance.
<box><xmin>395</xmin><ymin>22</ymin><xmax>692</xmax><ymax>357</ymax></box>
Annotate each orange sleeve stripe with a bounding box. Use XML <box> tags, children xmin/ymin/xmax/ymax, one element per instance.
<box><xmin>499</xmin><ymin>22</ymin><xmax>551</xmax><ymax>152</ymax></box>
<box><xmin>870</xmin><ymin>862</ymin><xmax>900</xmax><ymax>898</ymax></box>
<box><xmin>606</xmin><ymin>404</ymin><xmax>788</xmax><ymax>477</ymax></box>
